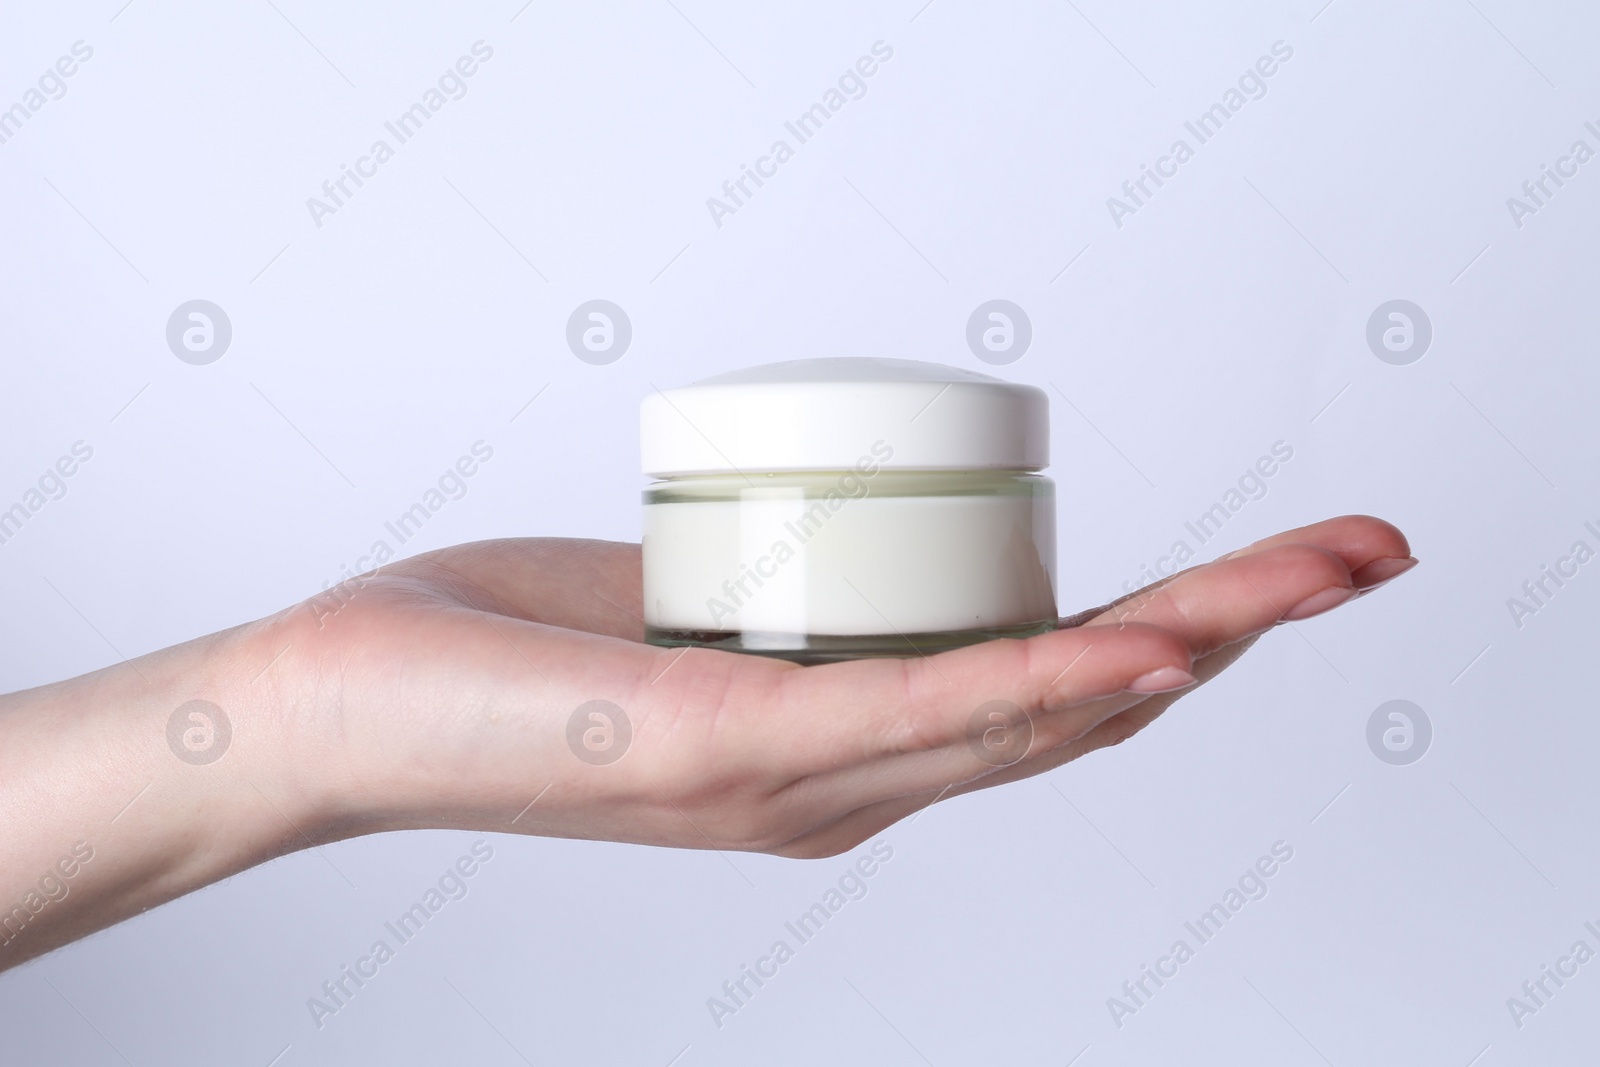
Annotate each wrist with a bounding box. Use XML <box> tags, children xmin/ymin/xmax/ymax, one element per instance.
<box><xmin>0</xmin><ymin>617</ymin><xmax>332</xmax><ymax>966</ymax></box>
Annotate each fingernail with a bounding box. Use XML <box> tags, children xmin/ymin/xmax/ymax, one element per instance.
<box><xmin>1126</xmin><ymin>666</ymin><xmax>1196</xmax><ymax>694</ymax></box>
<box><xmin>1350</xmin><ymin>555</ymin><xmax>1418</xmax><ymax>591</ymax></box>
<box><xmin>1283</xmin><ymin>585</ymin><xmax>1356</xmax><ymax>621</ymax></box>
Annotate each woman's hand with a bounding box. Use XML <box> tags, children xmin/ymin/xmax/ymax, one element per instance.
<box><xmin>0</xmin><ymin>514</ymin><xmax>1413</xmax><ymax>969</ymax></box>
<box><xmin>262</xmin><ymin>513</ymin><xmax>1414</xmax><ymax>855</ymax></box>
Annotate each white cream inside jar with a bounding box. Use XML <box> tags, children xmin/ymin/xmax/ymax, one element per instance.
<box><xmin>639</xmin><ymin>358</ymin><xmax>1057</xmax><ymax>662</ymax></box>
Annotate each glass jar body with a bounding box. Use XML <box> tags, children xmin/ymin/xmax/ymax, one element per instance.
<box><xmin>641</xmin><ymin>469</ymin><xmax>1057</xmax><ymax>663</ymax></box>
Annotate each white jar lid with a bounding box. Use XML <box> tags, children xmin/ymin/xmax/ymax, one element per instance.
<box><xmin>640</xmin><ymin>357</ymin><xmax>1048</xmax><ymax>476</ymax></box>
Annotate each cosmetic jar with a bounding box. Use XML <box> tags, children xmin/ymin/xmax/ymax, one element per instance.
<box><xmin>639</xmin><ymin>358</ymin><xmax>1057</xmax><ymax>662</ymax></box>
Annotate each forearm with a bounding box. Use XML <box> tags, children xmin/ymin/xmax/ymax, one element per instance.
<box><xmin>0</xmin><ymin>621</ymin><xmax>324</xmax><ymax>969</ymax></box>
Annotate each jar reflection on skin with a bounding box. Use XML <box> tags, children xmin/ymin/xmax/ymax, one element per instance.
<box><xmin>639</xmin><ymin>359</ymin><xmax>1057</xmax><ymax>663</ymax></box>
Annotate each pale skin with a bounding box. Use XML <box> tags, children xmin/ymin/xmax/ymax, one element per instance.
<box><xmin>0</xmin><ymin>514</ymin><xmax>1414</xmax><ymax>971</ymax></box>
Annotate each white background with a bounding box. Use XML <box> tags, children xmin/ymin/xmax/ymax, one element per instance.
<box><xmin>2</xmin><ymin>1</ymin><xmax>1597</xmax><ymax>1063</ymax></box>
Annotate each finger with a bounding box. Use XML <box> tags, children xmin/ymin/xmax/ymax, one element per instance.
<box><xmin>768</xmin><ymin>622</ymin><xmax>1193</xmax><ymax>778</ymax></box>
<box><xmin>1086</xmin><ymin>542</ymin><xmax>1356</xmax><ymax>657</ymax></box>
<box><xmin>1058</xmin><ymin>514</ymin><xmax>1413</xmax><ymax>628</ymax></box>
<box><xmin>771</xmin><ymin>640</ymin><xmax>1256</xmax><ymax>858</ymax></box>
<box><xmin>774</xmin><ymin>517</ymin><xmax>1415</xmax><ymax>856</ymax></box>
<box><xmin>775</xmin><ymin>684</ymin><xmax>1150</xmax><ymax>819</ymax></box>
<box><xmin>783</xmin><ymin>633</ymin><xmax>1215</xmax><ymax>813</ymax></box>
<box><xmin>937</xmin><ymin>636</ymin><xmax>1256</xmax><ymax>798</ymax></box>
<box><xmin>400</xmin><ymin>538</ymin><xmax>644</xmax><ymax>639</ymax></box>
<box><xmin>824</xmin><ymin>537</ymin><xmax>1381</xmax><ymax>828</ymax></box>
<box><xmin>1220</xmin><ymin>514</ymin><xmax>1412</xmax><ymax>584</ymax></box>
